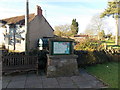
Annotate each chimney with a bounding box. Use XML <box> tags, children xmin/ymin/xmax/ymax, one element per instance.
<box><xmin>36</xmin><ymin>5</ymin><xmax>42</xmax><ymax>16</ymax></box>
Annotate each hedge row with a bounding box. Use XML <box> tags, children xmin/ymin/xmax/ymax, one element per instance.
<box><xmin>74</xmin><ymin>50</ymin><xmax>111</xmax><ymax>67</ymax></box>
<box><xmin>2</xmin><ymin>49</ymin><xmax>119</xmax><ymax>69</ymax></box>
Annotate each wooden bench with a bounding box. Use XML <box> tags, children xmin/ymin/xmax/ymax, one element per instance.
<box><xmin>2</xmin><ymin>55</ymin><xmax>38</xmax><ymax>75</ymax></box>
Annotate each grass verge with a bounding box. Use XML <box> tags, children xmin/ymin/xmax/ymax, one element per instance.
<box><xmin>85</xmin><ymin>62</ymin><xmax>119</xmax><ymax>88</ymax></box>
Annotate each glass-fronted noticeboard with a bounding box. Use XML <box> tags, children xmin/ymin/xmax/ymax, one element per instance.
<box><xmin>50</xmin><ymin>41</ymin><xmax>74</xmax><ymax>55</ymax></box>
<box><xmin>53</xmin><ymin>41</ymin><xmax>71</xmax><ymax>55</ymax></box>
<box><xmin>49</xmin><ymin>37</ymin><xmax>74</xmax><ymax>55</ymax></box>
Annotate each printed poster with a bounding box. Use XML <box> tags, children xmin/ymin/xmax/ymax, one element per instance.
<box><xmin>53</xmin><ymin>42</ymin><xmax>70</xmax><ymax>54</ymax></box>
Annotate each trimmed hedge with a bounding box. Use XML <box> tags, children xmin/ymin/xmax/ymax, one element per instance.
<box><xmin>93</xmin><ymin>50</ymin><xmax>110</xmax><ymax>63</ymax></box>
<box><xmin>105</xmin><ymin>49</ymin><xmax>120</xmax><ymax>62</ymax></box>
<box><xmin>28</xmin><ymin>49</ymin><xmax>48</xmax><ymax>70</ymax></box>
<box><xmin>74</xmin><ymin>50</ymin><xmax>110</xmax><ymax>67</ymax></box>
<box><xmin>2</xmin><ymin>48</ymin><xmax>119</xmax><ymax>69</ymax></box>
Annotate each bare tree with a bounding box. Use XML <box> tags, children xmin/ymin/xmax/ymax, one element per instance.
<box><xmin>84</xmin><ymin>24</ymin><xmax>98</xmax><ymax>35</ymax></box>
<box><xmin>84</xmin><ymin>14</ymin><xmax>106</xmax><ymax>40</ymax></box>
<box><xmin>54</xmin><ymin>24</ymin><xmax>71</xmax><ymax>37</ymax></box>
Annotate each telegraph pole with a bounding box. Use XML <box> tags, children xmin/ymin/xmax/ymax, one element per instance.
<box><xmin>13</xmin><ymin>25</ymin><xmax>16</xmax><ymax>50</ymax></box>
<box><xmin>25</xmin><ymin>0</ymin><xmax>29</xmax><ymax>54</ymax></box>
<box><xmin>115</xmin><ymin>0</ymin><xmax>120</xmax><ymax>45</ymax></box>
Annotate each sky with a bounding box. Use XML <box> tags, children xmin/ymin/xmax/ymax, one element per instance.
<box><xmin>0</xmin><ymin>0</ymin><xmax>116</xmax><ymax>35</ymax></box>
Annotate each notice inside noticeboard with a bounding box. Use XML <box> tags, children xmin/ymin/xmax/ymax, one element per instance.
<box><xmin>53</xmin><ymin>42</ymin><xmax>71</xmax><ymax>55</ymax></box>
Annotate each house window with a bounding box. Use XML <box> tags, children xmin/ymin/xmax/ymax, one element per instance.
<box><xmin>16</xmin><ymin>39</ymin><xmax>21</xmax><ymax>43</ymax></box>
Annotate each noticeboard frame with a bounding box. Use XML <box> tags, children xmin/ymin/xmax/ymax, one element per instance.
<box><xmin>50</xmin><ymin>41</ymin><xmax>73</xmax><ymax>55</ymax></box>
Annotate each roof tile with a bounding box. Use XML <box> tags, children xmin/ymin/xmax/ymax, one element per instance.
<box><xmin>1</xmin><ymin>13</ymin><xmax>35</xmax><ymax>24</ymax></box>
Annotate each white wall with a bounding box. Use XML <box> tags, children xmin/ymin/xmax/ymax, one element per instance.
<box><xmin>0</xmin><ymin>27</ymin><xmax>5</xmax><ymax>45</ymax></box>
<box><xmin>1</xmin><ymin>15</ymin><xmax>54</xmax><ymax>51</ymax></box>
<box><xmin>4</xmin><ymin>25</ymin><xmax>26</xmax><ymax>52</ymax></box>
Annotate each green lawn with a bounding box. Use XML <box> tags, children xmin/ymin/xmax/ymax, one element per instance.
<box><xmin>85</xmin><ymin>62</ymin><xmax>119</xmax><ymax>88</ymax></box>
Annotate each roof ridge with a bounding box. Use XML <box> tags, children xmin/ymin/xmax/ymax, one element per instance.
<box><xmin>2</xmin><ymin>13</ymin><xmax>35</xmax><ymax>20</ymax></box>
<box><xmin>1</xmin><ymin>13</ymin><xmax>36</xmax><ymax>24</ymax></box>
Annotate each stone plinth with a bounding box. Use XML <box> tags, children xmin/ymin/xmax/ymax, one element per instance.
<box><xmin>47</xmin><ymin>54</ymin><xmax>79</xmax><ymax>77</ymax></box>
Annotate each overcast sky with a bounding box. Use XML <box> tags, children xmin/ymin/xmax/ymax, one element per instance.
<box><xmin>0</xmin><ymin>0</ymin><xmax>116</xmax><ymax>35</ymax></box>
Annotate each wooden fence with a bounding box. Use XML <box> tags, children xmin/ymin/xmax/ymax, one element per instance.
<box><xmin>2</xmin><ymin>55</ymin><xmax>38</xmax><ymax>75</ymax></box>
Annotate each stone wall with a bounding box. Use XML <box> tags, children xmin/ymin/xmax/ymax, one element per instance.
<box><xmin>47</xmin><ymin>54</ymin><xmax>79</xmax><ymax>77</ymax></box>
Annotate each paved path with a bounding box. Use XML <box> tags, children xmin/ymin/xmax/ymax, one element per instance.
<box><xmin>2</xmin><ymin>69</ymin><xmax>108</xmax><ymax>88</ymax></box>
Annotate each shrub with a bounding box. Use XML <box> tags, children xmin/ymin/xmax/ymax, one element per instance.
<box><xmin>74</xmin><ymin>50</ymin><xmax>88</xmax><ymax>67</ymax></box>
<box><xmin>2</xmin><ymin>44</ymin><xmax>6</xmax><ymax>49</ymax></box>
<box><xmin>74</xmin><ymin>39</ymin><xmax>105</xmax><ymax>51</ymax></box>
<box><xmin>105</xmin><ymin>49</ymin><xmax>120</xmax><ymax>62</ymax></box>
<box><xmin>75</xmin><ymin>39</ymin><xmax>98</xmax><ymax>51</ymax></box>
<box><xmin>74</xmin><ymin>50</ymin><xmax>109</xmax><ymax>67</ymax></box>
<box><xmin>93</xmin><ymin>50</ymin><xmax>109</xmax><ymax>63</ymax></box>
<box><xmin>28</xmin><ymin>49</ymin><xmax>48</xmax><ymax>70</ymax></box>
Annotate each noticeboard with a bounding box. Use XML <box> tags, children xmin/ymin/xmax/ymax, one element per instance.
<box><xmin>53</xmin><ymin>42</ymin><xmax>70</xmax><ymax>54</ymax></box>
<box><xmin>50</xmin><ymin>41</ymin><xmax>73</xmax><ymax>55</ymax></box>
<box><xmin>49</xmin><ymin>37</ymin><xmax>74</xmax><ymax>55</ymax></box>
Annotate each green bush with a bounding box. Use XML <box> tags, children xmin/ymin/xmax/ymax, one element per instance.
<box><xmin>28</xmin><ymin>49</ymin><xmax>48</xmax><ymax>70</ymax></box>
<box><xmin>93</xmin><ymin>50</ymin><xmax>109</xmax><ymax>63</ymax></box>
<box><xmin>74</xmin><ymin>50</ymin><xmax>109</xmax><ymax>67</ymax></box>
<box><xmin>74</xmin><ymin>39</ymin><xmax>102</xmax><ymax>51</ymax></box>
<box><xmin>74</xmin><ymin>38</ymin><xmax>107</xmax><ymax>51</ymax></box>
